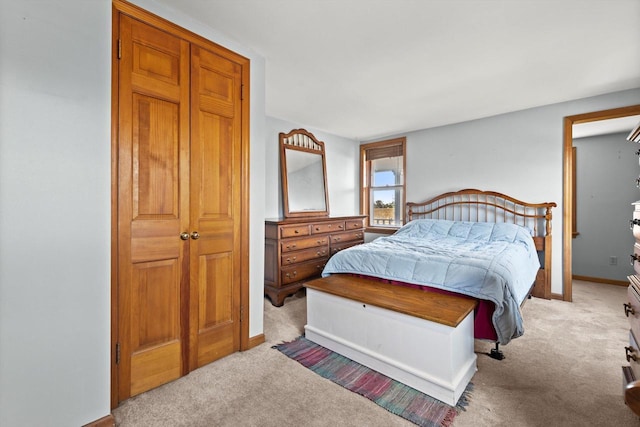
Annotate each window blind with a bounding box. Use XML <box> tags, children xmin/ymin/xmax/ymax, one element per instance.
<box><xmin>364</xmin><ymin>144</ymin><xmax>403</xmax><ymax>161</ymax></box>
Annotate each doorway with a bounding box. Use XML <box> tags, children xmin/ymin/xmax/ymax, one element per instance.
<box><xmin>562</xmin><ymin>104</ymin><xmax>640</xmax><ymax>302</ymax></box>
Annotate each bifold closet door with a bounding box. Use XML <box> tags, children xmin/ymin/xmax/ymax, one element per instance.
<box><xmin>188</xmin><ymin>45</ymin><xmax>242</xmax><ymax>370</ymax></box>
<box><xmin>117</xmin><ymin>15</ymin><xmax>191</xmax><ymax>399</ymax></box>
<box><xmin>116</xmin><ymin>13</ymin><xmax>244</xmax><ymax>401</ymax></box>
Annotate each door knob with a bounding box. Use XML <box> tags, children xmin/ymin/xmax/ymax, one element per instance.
<box><xmin>180</xmin><ymin>232</ymin><xmax>190</xmax><ymax>240</ymax></box>
<box><xmin>191</xmin><ymin>231</ymin><xmax>200</xmax><ymax>240</ymax></box>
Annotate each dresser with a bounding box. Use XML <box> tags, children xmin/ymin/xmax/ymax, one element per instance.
<box><xmin>264</xmin><ymin>215</ymin><xmax>366</xmax><ymax>306</ymax></box>
<box><xmin>623</xmin><ymin>121</ymin><xmax>640</xmax><ymax>416</ymax></box>
<box><xmin>623</xmin><ymin>274</ymin><xmax>640</xmax><ymax>416</ymax></box>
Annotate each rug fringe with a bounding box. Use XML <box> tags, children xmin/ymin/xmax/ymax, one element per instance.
<box><xmin>455</xmin><ymin>382</ymin><xmax>473</xmax><ymax>413</ymax></box>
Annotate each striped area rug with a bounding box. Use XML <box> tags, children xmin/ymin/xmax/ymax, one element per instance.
<box><xmin>273</xmin><ymin>336</ymin><xmax>471</xmax><ymax>427</ymax></box>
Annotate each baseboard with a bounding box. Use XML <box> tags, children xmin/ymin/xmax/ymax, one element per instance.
<box><xmin>83</xmin><ymin>414</ymin><xmax>114</xmax><ymax>427</ymax></box>
<box><xmin>247</xmin><ymin>333</ymin><xmax>265</xmax><ymax>349</ymax></box>
<box><xmin>572</xmin><ymin>275</ymin><xmax>627</xmax><ymax>286</ymax></box>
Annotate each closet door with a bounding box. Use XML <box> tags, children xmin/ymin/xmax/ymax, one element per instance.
<box><xmin>189</xmin><ymin>45</ymin><xmax>243</xmax><ymax>368</ymax></box>
<box><xmin>116</xmin><ymin>15</ymin><xmax>191</xmax><ymax>399</ymax></box>
<box><xmin>114</xmin><ymin>6</ymin><xmax>249</xmax><ymax>404</ymax></box>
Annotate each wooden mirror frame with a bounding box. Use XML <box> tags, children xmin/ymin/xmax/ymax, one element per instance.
<box><xmin>280</xmin><ymin>129</ymin><xmax>330</xmax><ymax>218</ymax></box>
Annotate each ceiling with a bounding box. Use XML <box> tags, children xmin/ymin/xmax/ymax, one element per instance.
<box><xmin>154</xmin><ymin>0</ymin><xmax>640</xmax><ymax>140</ymax></box>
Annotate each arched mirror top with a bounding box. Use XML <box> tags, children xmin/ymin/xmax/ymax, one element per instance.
<box><xmin>280</xmin><ymin>129</ymin><xmax>330</xmax><ymax>218</ymax></box>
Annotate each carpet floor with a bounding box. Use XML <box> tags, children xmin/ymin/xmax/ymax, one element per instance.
<box><xmin>113</xmin><ymin>281</ymin><xmax>640</xmax><ymax>426</ymax></box>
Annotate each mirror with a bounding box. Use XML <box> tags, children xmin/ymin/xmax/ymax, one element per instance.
<box><xmin>280</xmin><ymin>129</ymin><xmax>330</xmax><ymax>218</ymax></box>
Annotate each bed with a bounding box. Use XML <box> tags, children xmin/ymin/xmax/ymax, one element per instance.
<box><xmin>320</xmin><ymin>189</ymin><xmax>556</xmax><ymax>348</ymax></box>
<box><xmin>303</xmin><ymin>189</ymin><xmax>556</xmax><ymax>404</ymax></box>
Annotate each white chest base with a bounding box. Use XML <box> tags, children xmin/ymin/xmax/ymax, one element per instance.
<box><xmin>304</xmin><ymin>288</ymin><xmax>477</xmax><ymax>406</ymax></box>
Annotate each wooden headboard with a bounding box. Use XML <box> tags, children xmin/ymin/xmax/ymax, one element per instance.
<box><xmin>406</xmin><ymin>189</ymin><xmax>557</xmax><ymax>298</ymax></box>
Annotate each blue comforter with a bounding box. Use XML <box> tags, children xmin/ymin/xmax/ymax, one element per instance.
<box><xmin>322</xmin><ymin>219</ymin><xmax>540</xmax><ymax>345</ymax></box>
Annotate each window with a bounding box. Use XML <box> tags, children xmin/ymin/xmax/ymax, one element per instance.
<box><xmin>360</xmin><ymin>137</ymin><xmax>406</xmax><ymax>233</ymax></box>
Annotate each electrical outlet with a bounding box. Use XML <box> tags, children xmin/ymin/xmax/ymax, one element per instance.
<box><xmin>610</xmin><ymin>256</ymin><xmax>618</xmax><ymax>266</ymax></box>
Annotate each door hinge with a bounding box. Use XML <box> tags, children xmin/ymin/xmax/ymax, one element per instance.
<box><xmin>240</xmin><ymin>305</ymin><xmax>244</xmax><ymax>322</ymax></box>
<box><xmin>240</xmin><ymin>84</ymin><xmax>244</xmax><ymax>101</ymax></box>
<box><xmin>115</xmin><ymin>342</ymin><xmax>121</xmax><ymax>365</ymax></box>
<box><xmin>117</xmin><ymin>39</ymin><xmax>122</xmax><ymax>60</ymax></box>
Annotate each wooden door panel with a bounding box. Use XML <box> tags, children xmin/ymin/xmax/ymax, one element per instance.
<box><xmin>130</xmin><ymin>259</ymin><xmax>182</xmax><ymax>396</ymax></box>
<box><xmin>132</xmin><ymin>43</ymin><xmax>180</xmax><ymax>86</ymax></box>
<box><xmin>197</xmin><ymin>248</ymin><xmax>235</xmax><ymax>367</ymax></box>
<box><xmin>195</xmin><ymin>220</ymin><xmax>235</xmax><ymax>253</ymax></box>
<box><xmin>131</xmin><ymin>94</ymin><xmax>180</xmax><ymax>218</ymax></box>
<box><xmin>130</xmin><ymin>220</ymin><xmax>179</xmax><ymax>263</ymax></box>
<box><xmin>199</xmin><ymin>253</ymin><xmax>233</xmax><ymax>329</ymax></box>
<box><xmin>129</xmin><ymin>17</ymin><xmax>182</xmax><ymax>101</ymax></box>
<box><xmin>198</xmin><ymin>113</ymin><xmax>233</xmax><ymax>217</ymax></box>
<box><xmin>196</xmin><ymin>328</ymin><xmax>235</xmax><ymax>368</ymax></box>
<box><xmin>131</xmin><ymin>259</ymin><xmax>180</xmax><ymax>350</ymax></box>
<box><xmin>118</xmin><ymin>15</ymin><xmax>190</xmax><ymax>400</ymax></box>
<box><xmin>199</xmin><ymin>54</ymin><xmax>237</xmax><ymax>118</ymax></box>
<box><xmin>190</xmin><ymin>45</ymin><xmax>242</xmax><ymax>369</ymax></box>
<box><xmin>130</xmin><ymin>340</ymin><xmax>181</xmax><ymax>396</ymax></box>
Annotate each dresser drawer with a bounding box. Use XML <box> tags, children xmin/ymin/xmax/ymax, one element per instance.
<box><xmin>280</xmin><ymin>224</ymin><xmax>311</xmax><ymax>238</ymax></box>
<box><xmin>281</xmin><ymin>260</ymin><xmax>327</xmax><ymax>285</ymax></box>
<box><xmin>627</xmin><ymin>278</ymin><xmax>640</xmax><ymax>338</ymax></box>
<box><xmin>345</xmin><ymin>218</ymin><xmax>365</xmax><ymax>230</ymax></box>
<box><xmin>281</xmin><ymin>235</ymin><xmax>329</xmax><ymax>253</ymax></box>
<box><xmin>330</xmin><ymin>230</ymin><xmax>364</xmax><ymax>244</ymax></box>
<box><xmin>627</xmin><ymin>330</ymin><xmax>640</xmax><ymax>380</ymax></box>
<box><xmin>281</xmin><ymin>246</ymin><xmax>329</xmax><ymax>265</ymax></box>
<box><xmin>331</xmin><ymin>240</ymin><xmax>363</xmax><ymax>255</ymax></box>
<box><xmin>633</xmin><ymin>243</ymin><xmax>640</xmax><ymax>275</ymax></box>
<box><xmin>633</xmin><ymin>204</ymin><xmax>640</xmax><ymax>240</ymax></box>
<box><xmin>312</xmin><ymin>221</ymin><xmax>345</xmax><ymax>234</ymax></box>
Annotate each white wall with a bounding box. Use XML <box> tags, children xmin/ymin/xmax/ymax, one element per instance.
<box><xmin>0</xmin><ymin>1</ymin><xmax>111</xmax><ymax>425</ymax></box>
<box><xmin>0</xmin><ymin>0</ymin><xmax>267</xmax><ymax>425</ymax></box>
<box><xmin>265</xmin><ymin>117</ymin><xmax>360</xmax><ymax>218</ymax></box>
<box><xmin>372</xmin><ymin>88</ymin><xmax>640</xmax><ymax>295</ymax></box>
<box><xmin>573</xmin><ymin>132</ymin><xmax>637</xmax><ymax>281</ymax></box>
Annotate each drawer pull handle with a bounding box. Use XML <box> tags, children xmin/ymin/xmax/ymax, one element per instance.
<box><xmin>335</xmin><ymin>237</ymin><xmax>341</xmax><ymax>241</ymax></box>
<box><xmin>626</xmin><ymin>346</ymin><xmax>638</xmax><ymax>362</ymax></box>
<box><xmin>631</xmin><ymin>219</ymin><xmax>640</xmax><ymax>230</ymax></box>
<box><xmin>625</xmin><ymin>303</ymin><xmax>635</xmax><ymax>317</ymax></box>
<box><xmin>316</xmin><ymin>251</ymin><xmax>326</xmax><ymax>256</ymax></box>
<box><xmin>294</xmin><ymin>229</ymin><xmax>300</xmax><ymax>234</ymax></box>
<box><xmin>285</xmin><ymin>271</ymin><xmax>298</xmax><ymax>279</ymax></box>
<box><xmin>286</xmin><ymin>257</ymin><xmax>297</xmax><ymax>263</ymax></box>
<box><xmin>339</xmin><ymin>225</ymin><xmax>343</xmax><ymax>229</ymax></box>
<box><xmin>356</xmin><ymin>233</ymin><xmax>363</xmax><ymax>238</ymax></box>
